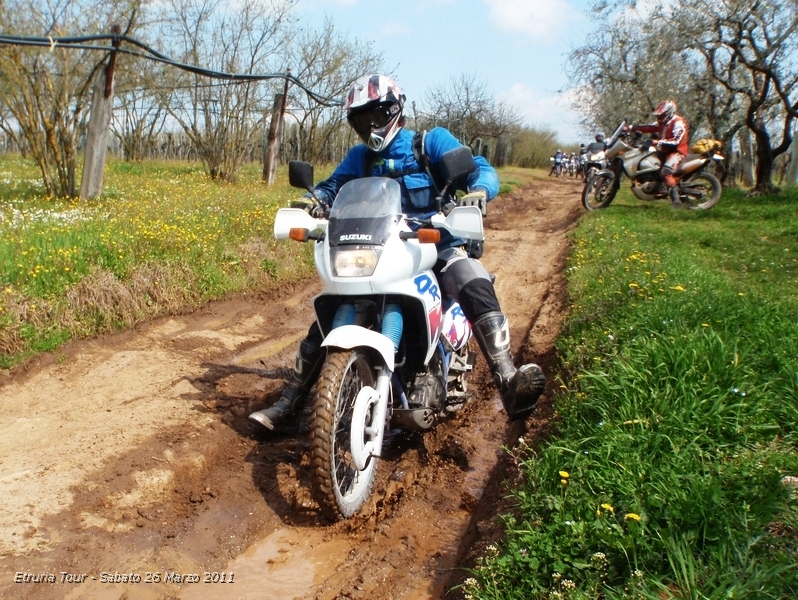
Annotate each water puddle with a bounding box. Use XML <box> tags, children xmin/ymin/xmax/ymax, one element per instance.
<box><xmin>181</xmin><ymin>529</ymin><xmax>347</xmax><ymax>600</ymax></box>
<box><xmin>234</xmin><ymin>332</ymin><xmax>305</xmax><ymax>365</ymax></box>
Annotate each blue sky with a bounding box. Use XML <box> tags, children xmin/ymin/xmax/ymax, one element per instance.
<box><xmin>295</xmin><ymin>0</ymin><xmax>596</xmax><ymax>145</ymax></box>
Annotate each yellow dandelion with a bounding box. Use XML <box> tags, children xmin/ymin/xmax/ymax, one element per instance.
<box><xmin>625</xmin><ymin>513</ymin><xmax>641</xmax><ymax>521</ymax></box>
<box><xmin>601</xmin><ymin>503</ymin><xmax>614</xmax><ymax>514</ymax></box>
<box><xmin>561</xmin><ymin>479</ymin><xmax>568</xmax><ymax>486</ymax></box>
<box><xmin>669</xmin><ymin>285</ymin><xmax>685</xmax><ymax>292</ymax></box>
<box><xmin>559</xmin><ymin>471</ymin><xmax>570</xmax><ymax>478</ymax></box>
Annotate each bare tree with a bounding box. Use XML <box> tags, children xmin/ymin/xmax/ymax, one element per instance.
<box><xmin>569</xmin><ymin>0</ymin><xmax>798</xmax><ymax>192</ymax></box>
<box><xmin>673</xmin><ymin>0</ymin><xmax>798</xmax><ymax>193</ymax></box>
<box><xmin>285</xmin><ymin>17</ymin><xmax>384</xmax><ymax>163</ymax></box>
<box><xmin>0</xmin><ymin>0</ymin><xmax>142</xmax><ymax>197</ymax></box>
<box><xmin>111</xmin><ymin>57</ymin><xmax>170</xmax><ymax>161</ymax></box>
<box><xmin>421</xmin><ymin>73</ymin><xmax>524</xmax><ymax>152</ymax></box>
<box><xmin>152</xmin><ymin>0</ymin><xmax>296</xmax><ymax>181</ymax></box>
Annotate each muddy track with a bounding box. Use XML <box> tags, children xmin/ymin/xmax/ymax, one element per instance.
<box><xmin>0</xmin><ymin>176</ymin><xmax>584</xmax><ymax>600</ymax></box>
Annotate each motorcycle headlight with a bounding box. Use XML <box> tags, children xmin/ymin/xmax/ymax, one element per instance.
<box><xmin>332</xmin><ymin>246</ymin><xmax>382</xmax><ymax>277</ymax></box>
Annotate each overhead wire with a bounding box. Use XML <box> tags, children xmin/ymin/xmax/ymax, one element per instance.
<box><xmin>0</xmin><ymin>32</ymin><xmax>344</xmax><ymax>108</ymax></box>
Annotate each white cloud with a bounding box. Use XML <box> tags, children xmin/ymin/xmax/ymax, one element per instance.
<box><xmin>482</xmin><ymin>0</ymin><xmax>580</xmax><ymax>41</ymax></box>
<box><xmin>499</xmin><ymin>84</ymin><xmax>584</xmax><ymax>143</ymax></box>
<box><xmin>381</xmin><ymin>22</ymin><xmax>411</xmax><ymax>36</ymax></box>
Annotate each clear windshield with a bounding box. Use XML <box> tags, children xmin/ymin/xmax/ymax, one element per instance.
<box><xmin>607</xmin><ymin>121</ymin><xmax>627</xmax><ymax>147</ymax></box>
<box><xmin>328</xmin><ymin>178</ymin><xmax>403</xmax><ymax>246</ymax></box>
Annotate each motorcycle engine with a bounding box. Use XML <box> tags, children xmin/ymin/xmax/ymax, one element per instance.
<box><xmin>634</xmin><ymin>173</ymin><xmax>662</xmax><ymax>195</ymax></box>
<box><xmin>408</xmin><ymin>372</ymin><xmax>446</xmax><ymax>411</ymax></box>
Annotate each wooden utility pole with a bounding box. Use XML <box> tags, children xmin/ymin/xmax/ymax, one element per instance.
<box><xmin>80</xmin><ymin>25</ymin><xmax>120</xmax><ymax>200</ymax></box>
<box><xmin>262</xmin><ymin>69</ymin><xmax>290</xmax><ymax>185</ymax></box>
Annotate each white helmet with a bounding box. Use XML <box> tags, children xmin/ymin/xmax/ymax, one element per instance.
<box><xmin>654</xmin><ymin>100</ymin><xmax>677</xmax><ymax>124</ymax></box>
<box><xmin>344</xmin><ymin>75</ymin><xmax>405</xmax><ymax>152</ymax></box>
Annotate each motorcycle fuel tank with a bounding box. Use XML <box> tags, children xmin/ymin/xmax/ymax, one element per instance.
<box><xmin>634</xmin><ymin>151</ymin><xmax>661</xmax><ymax>177</ymax></box>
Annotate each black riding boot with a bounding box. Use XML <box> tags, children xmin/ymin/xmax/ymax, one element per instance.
<box><xmin>669</xmin><ymin>186</ymin><xmax>683</xmax><ymax>208</ymax></box>
<box><xmin>472</xmin><ymin>311</ymin><xmax>546</xmax><ymax>421</ymax></box>
<box><xmin>249</xmin><ymin>339</ymin><xmax>324</xmax><ymax>431</ymax></box>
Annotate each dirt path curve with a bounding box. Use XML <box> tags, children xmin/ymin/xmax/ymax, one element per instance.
<box><xmin>0</xmin><ymin>176</ymin><xmax>584</xmax><ymax>600</ymax></box>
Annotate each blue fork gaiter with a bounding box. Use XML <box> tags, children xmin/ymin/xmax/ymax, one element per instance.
<box><xmin>382</xmin><ymin>303</ymin><xmax>403</xmax><ymax>352</ymax></box>
<box><xmin>332</xmin><ymin>302</ymin><xmax>356</xmax><ymax>329</ymax></box>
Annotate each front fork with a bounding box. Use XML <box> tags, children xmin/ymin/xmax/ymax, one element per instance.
<box><xmin>351</xmin><ymin>366</ymin><xmax>392</xmax><ymax>471</ymax></box>
<box><xmin>330</xmin><ymin>301</ymin><xmax>399</xmax><ymax>471</ymax></box>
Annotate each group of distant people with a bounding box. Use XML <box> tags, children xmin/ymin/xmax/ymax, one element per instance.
<box><xmin>549</xmin><ymin>134</ymin><xmax>608</xmax><ymax>180</ymax></box>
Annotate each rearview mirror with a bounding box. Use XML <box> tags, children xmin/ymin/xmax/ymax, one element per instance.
<box><xmin>288</xmin><ymin>161</ymin><xmax>314</xmax><ymax>192</ymax></box>
<box><xmin>440</xmin><ymin>147</ymin><xmax>476</xmax><ymax>183</ymax></box>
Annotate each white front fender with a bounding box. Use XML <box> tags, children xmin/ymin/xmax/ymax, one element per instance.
<box><xmin>321</xmin><ymin>325</ymin><xmax>395</xmax><ymax>371</ymax></box>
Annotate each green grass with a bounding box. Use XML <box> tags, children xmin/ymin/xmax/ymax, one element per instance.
<box><xmin>496</xmin><ymin>166</ymin><xmax>549</xmax><ymax>194</ymax></box>
<box><xmin>0</xmin><ymin>156</ymin><xmax>319</xmax><ymax>367</ymax></box>
<box><xmin>464</xmin><ymin>186</ymin><xmax>798</xmax><ymax>599</ymax></box>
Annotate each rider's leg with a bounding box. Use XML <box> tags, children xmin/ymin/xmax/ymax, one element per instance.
<box><xmin>249</xmin><ymin>322</ymin><xmax>325</xmax><ymax>431</ymax></box>
<box><xmin>662</xmin><ymin>154</ymin><xmax>685</xmax><ymax>208</ymax></box>
<box><xmin>436</xmin><ymin>249</ymin><xmax>545</xmax><ymax>421</ymax></box>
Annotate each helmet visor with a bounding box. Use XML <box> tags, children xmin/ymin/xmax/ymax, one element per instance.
<box><xmin>347</xmin><ymin>102</ymin><xmax>399</xmax><ymax>135</ymax></box>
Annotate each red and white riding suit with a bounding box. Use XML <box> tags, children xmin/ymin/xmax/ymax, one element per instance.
<box><xmin>634</xmin><ymin>114</ymin><xmax>689</xmax><ymax>187</ymax></box>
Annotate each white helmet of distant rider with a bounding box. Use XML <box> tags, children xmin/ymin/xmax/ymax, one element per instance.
<box><xmin>344</xmin><ymin>75</ymin><xmax>406</xmax><ymax>152</ymax></box>
<box><xmin>654</xmin><ymin>100</ymin><xmax>677</xmax><ymax>125</ymax></box>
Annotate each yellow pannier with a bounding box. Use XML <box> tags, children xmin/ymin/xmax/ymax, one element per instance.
<box><xmin>691</xmin><ymin>138</ymin><xmax>722</xmax><ymax>154</ymax></box>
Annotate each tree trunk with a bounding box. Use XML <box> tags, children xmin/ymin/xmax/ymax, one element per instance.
<box><xmin>786</xmin><ymin>134</ymin><xmax>798</xmax><ymax>186</ymax></box>
<box><xmin>752</xmin><ymin>126</ymin><xmax>778</xmax><ymax>193</ymax></box>
<box><xmin>740</xmin><ymin>130</ymin><xmax>756</xmax><ymax>188</ymax></box>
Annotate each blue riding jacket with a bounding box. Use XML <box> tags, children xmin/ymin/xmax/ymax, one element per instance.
<box><xmin>311</xmin><ymin>127</ymin><xmax>499</xmax><ymax>249</ymax></box>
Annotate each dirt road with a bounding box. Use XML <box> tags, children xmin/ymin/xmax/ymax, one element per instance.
<box><xmin>0</xmin><ymin>176</ymin><xmax>584</xmax><ymax>600</ymax></box>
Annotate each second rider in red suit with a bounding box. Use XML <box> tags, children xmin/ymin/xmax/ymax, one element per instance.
<box><xmin>633</xmin><ymin>100</ymin><xmax>689</xmax><ymax>208</ymax></box>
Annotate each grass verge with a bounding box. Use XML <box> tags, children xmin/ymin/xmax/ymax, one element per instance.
<box><xmin>464</xmin><ymin>186</ymin><xmax>798</xmax><ymax>599</ymax></box>
<box><xmin>496</xmin><ymin>166</ymin><xmax>549</xmax><ymax>195</ymax></box>
<box><xmin>0</xmin><ymin>156</ymin><xmax>319</xmax><ymax>368</ymax></box>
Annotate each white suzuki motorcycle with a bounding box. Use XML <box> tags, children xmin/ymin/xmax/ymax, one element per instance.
<box><xmin>275</xmin><ymin>148</ymin><xmax>483</xmax><ymax>521</ymax></box>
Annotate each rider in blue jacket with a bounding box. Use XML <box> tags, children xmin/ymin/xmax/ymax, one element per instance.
<box><xmin>249</xmin><ymin>74</ymin><xmax>545</xmax><ymax>432</ymax></box>
<box><xmin>312</xmin><ymin>125</ymin><xmax>498</xmax><ymax>251</ymax></box>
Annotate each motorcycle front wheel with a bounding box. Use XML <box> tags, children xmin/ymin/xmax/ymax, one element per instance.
<box><xmin>680</xmin><ymin>173</ymin><xmax>721</xmax><ymax>210</ymax></box>
<box><xmin>582</xmin><ymin>173</ymin><xmax>617</xmax><ymax>211</ymax></box>
<box><xmin>309</xmin><ymin>349</ymin><xmax>378</xmax><ymax>521</ymax></box>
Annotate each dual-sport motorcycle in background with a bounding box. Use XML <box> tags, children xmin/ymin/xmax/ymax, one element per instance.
<box><xmin>275</xmin><ymin>148</ymin><xmax>483</xmax><ymax>521</ymax></box>
<box><xmin>549</xmin><ymin>154</ymin><xmax>564</xmax><ymax>177</ymax></box>
<box><xmin>582</xmin><ymin>121</ymin><xmax>724</xmax><ymax>211</ymax></box>
<box><xmin>583</xmin><ymin>147</ymin><xmax>608</xmax><ymax>182</ymax></box>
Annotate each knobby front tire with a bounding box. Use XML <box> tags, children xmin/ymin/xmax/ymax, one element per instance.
<box><xmin>582</xmin><ymin>173</ymin><xmax>617</xmax><ymax>211</ymax></box>
<box><xmin>309</xmin><ymin>349</ymin><xmax>378</xmax><ymax>521</ymax></box>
